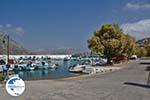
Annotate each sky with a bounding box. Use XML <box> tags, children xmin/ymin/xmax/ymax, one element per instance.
<box><xmin>0</xmin><ymin>0</ymin><xmax>150</xmax><ymax>51</ymax></box>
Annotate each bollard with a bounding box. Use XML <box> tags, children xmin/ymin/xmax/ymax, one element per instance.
<box><xmin>145</xmin><ymin>66</ymin><xmax>150</xmax><ymax>85</ymax></box>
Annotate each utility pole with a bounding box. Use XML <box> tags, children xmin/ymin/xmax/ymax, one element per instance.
<box><xmin>7</xmin><ymin>35</ymin><xmax>9</xmax><ymax>65</ymax></box>
<box><xmin>6</xmin><ymin>35</ymin><xmax>10</xmax><ymax>79</ymax></box>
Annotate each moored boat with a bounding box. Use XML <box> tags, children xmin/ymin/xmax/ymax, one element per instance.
<box><xmin>69</xmin><ymin>64</ymin><xmax>86</xmax><ymax>73</ymax></box>
<box><xmin>49</xmin><ymin>63</ymin><xmax>59</xmax><ymax>69</ymax></box>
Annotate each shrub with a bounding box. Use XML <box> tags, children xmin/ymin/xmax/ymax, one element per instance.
<box><xmin>0</xmin><ymin>74</ymin><xmax>4</xmax><ymax>81</ymax></box>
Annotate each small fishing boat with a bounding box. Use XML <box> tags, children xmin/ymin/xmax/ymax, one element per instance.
<box><xmin>69</xmin><ymin>64</ymin><xmax>86</xmax><ymax>73</ymax></box>
<box><xmin>49</xmin><ymin>63</ymin><xmax>59</xmax><ymax>69</ymax></box>
<box><xmin>64</xmin><ymin>56</ymin><xmax>71</xmax><ymax>61</ymax></box>
<box><xmin>43</xmin><ymin>63</ymin><xmax>49</xmax><ymax>69</ymax></box>
<box><xmin>0</xmin><ymin>65</ymin><xmax>4</xmax><ymax>72</ymax></box>
<box><xmin>26</xmin><ymin>64</ymin><xmax>36</xmax><ymax>71</ymax></box>
<box><xmin>2</xmin><ymin>64</ymin><xmax>14</xmax><ymax>72</ymax></box>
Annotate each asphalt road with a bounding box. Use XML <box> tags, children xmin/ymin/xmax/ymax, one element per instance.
<box><xmin>0</xmin><ymin>59</ymin><xmax>150</xmax><ymax>100</ymax></box>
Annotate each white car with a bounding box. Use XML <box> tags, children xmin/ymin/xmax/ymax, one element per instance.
<box><xmin>130</xmin><ymin>55</ymin><xmax>137</xmax><ymax>60</ymax></box>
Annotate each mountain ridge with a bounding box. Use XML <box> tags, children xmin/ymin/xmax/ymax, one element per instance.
<box><xmin>136</xmin><ymin>37</ymin><xmax>150</xmax><ymax>47</ymax></box>
<box><xmin>0</xmin><ymin>32</ymin><xmax>31</xmax><ymax>55</ymax></box>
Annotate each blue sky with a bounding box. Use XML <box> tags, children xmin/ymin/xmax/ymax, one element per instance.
<box><xmin>0</xmin><ymin>0</ymin><xmax>150</xmax><ymax>51</ymax></box>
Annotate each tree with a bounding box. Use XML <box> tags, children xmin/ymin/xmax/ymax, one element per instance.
<box><xmin>122</xmin><ymin>34</ymin><xmax>137</xmax><ymax>56</ymax></box>
<box><xmin>145</xmin><ymin>42</ymin><xmax>150</xmax><ymax>56</ymax></box>
<box><xmin>136</xmin><ymin>47</ymin><xmax>147</xmax><ymax>57</ymax></box>
<box><xmin>87</xmin><ymin>24</ymin><xmax>136</xmax><ymax>63</ymax></box>
<box><xmin>87</xmin><ymin>36</ymin><xmax>104</xmax><ymax>54</ymax></box>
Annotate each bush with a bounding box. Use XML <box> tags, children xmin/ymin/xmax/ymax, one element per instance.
<box><xmin>0</xmin><ymin>74</ymin><xmax>4</xmax><ymax>81</ymax></box>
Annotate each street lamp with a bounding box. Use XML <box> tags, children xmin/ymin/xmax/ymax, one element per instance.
<box><xmin>6</xmin><ymin>35</ymin><xmax>10</xmax><ymax>79</ymax></box>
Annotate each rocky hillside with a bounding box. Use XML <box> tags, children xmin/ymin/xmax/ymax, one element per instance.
<box><xmin>0</xmin><ymin>32</ymin><xmax>30</xmax><ymax>55</ymax></box>
<box><xmin>136</xmin><ymin>37</ymin><xmax>150</xmax><ymax>47</ymax></box>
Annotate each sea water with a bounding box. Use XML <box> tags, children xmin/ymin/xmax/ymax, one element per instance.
<box><xmin>16</xmin><ymin>60</ymin><xmax>79</xmax><ymax>80</ymax></box>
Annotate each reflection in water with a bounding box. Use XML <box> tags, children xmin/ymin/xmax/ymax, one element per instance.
<box><xmin>18</xmin><ymin>60</ymin><xmax>79</xmax><ymax>80</ymax></box>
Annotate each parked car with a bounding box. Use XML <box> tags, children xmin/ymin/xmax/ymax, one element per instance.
<box><xmin>112</xmin><ymin>55</ymin><xmax>128</xmax><ymax>62</ymax></box>
<box><xmin>129</xmin><ymin>55</ymin><xmax>137</xmax><ymax>60</ymax></box>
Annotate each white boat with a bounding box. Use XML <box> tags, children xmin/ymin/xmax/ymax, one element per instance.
<box><xmin>69</xmin><ymin>64</ymin><xmax>86</xmax><ymax>73</ymax></box>
<box><xmin>0</xmin><ymin>65</ymin><xmax>4</xmax><ymax>72</ymax></box>
<box><xmin>82</xmin><ymin>65</ymin><xmax>97</xmax><ymax>74</ymax></box>
<box><xmin>29</xmin><ymin>66</ymin><xmax>36</xmax><ymax>71</ymax></box>
<box><xmin>64</xmin><ymin>56</ymin><xmax>71</xmax><ymax>61</ymax></box>
<box><xmin>26</xmin><ymin>64</ymin><xmax>36</xmax><ymax>71</ymax></box>
<box><xmin>2</xmin><ymin>64</ymin><xmax>14</xmax><ymax>71</ymax></box>
<box><xmin>18</xmin><ymin>62</ymin><xmax>28</xmax><ymax>70</ymax></box>
<box><xmin>43</xmin><ymin>62</ymin><xmax>49</xmax><ymax>69</ymax></box>
<box><xmin>49</xmin><ymin>63</ymin><xmax>59</xmax><ymax>69</ymax></box>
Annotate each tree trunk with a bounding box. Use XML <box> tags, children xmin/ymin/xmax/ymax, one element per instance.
<box><xmin>106</xmin><ymin>48</ymin><xmax>113</xmax><ymax>65</ymax></box>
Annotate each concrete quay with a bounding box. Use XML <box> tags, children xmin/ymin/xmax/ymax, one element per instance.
<box><xmin>0</xmin><ymin>59</ymin><xmax>150</xmax><ymax>100</ymax></box>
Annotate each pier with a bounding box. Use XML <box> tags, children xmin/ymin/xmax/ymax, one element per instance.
<box><xmin>0</xmin><ymin>55</ymin><xmax>72</xmax><ymax>60</ymax></box>
<box><xmin>0</xmin><ymin>59</ymin><xmax>150</xmax><ymax>100</ymax></box>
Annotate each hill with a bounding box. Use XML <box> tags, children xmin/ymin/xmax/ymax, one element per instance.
<box><xmin>0</xmin><ymin>32</ymin><xmax>31</xmax><ymax>55</ymax></box>
<box><xmin>136</xmin><ymin>37</ymin><xmax>150</xmax><ymax>47</ymax></box>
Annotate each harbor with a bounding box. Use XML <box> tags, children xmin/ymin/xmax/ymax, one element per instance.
<box><xmin>0</xmin><ymin>55</ymin><xmax>78</xmax><ymax>80</ymax></box>
<box><xmin>0</xmin><ymin>0</ymin><xmax>150</xmax><ymax>99</ymax></box>
<box><xmin>0</xmin><ymin>59</ymin><xmax>149</xmax><ymax>100</ymax></box>
<box><xmin>3</xmin><ymin>60</ymin><xmax>80</xmax><ymax>80</ymax></box>
<box><xmin>0</xmin><ymin>54</ymin><xmax>124</xmax><ymax>80</ymax></box>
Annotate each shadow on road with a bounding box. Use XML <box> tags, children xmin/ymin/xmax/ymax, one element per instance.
<box><xmin>124</xmin><ymin>82</ymin><xmax>150</xmax><ymax>89</ymax></box>
<box><xmin>140</xmin><ymin>62</ymin><xmax>150</xmax><ymax>65</ymax></box>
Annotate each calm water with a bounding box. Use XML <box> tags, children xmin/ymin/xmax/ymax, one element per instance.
<box><xmin>16</xmin><ymin>60</ymin><xmax>79</xmax><ymax>80</ymax></box>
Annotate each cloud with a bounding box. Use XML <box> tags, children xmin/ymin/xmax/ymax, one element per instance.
<box><xmin>0</xmin><ymin>25</ymin><xmax>3</xmax><ymax>33</ymax></box>
<box><xmin>6</xmin><ymin>24</ymin><xmax>12</xmax><ymax>28</ymax></box>
<box><xmin>0</xmin><ymin>24</ymin><xmax>3</xmax><ymax>28</ymax></box>
<box><xmin>121</xmin><ymin>19</ymin><xmax>150</xmax><ymax>40</ymax></box>
<box><xmin>14</xmin><ymin>27</ymin><xmax>26</xmax><ymax>36</ymax></box>
<box><xmin>0</xmin><ymin>24</ymin><xmax>26</xmax><ymax>36</ymax></box>
<box><xmin>125</xmin><ymin>3</ymin><xmax>150</xmax><ymax>10</ymax></box>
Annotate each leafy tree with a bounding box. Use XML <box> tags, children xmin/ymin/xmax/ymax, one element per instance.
<box><xmin>145</xmin><ymin>43</ymin><xmax>150</xmax><ymax>56</ymax></box>
<box><xmin>87</xmin><ymin>24</ymin><xmax>136</xmax><ymax>63</ymax></box>
<box><xmin>87</xmin><ymin>36</ymin><xmax>104</xmax><ymax>54</ymax></box>
<box><xmin>122</xmin><ymin>34</ymin><xmax>137</xmax><ymax>56</ymax></box>
<box><xmin>136</xmin><ymin>47</ymin><xmax>147</xmax><ymax>57</ymax></box>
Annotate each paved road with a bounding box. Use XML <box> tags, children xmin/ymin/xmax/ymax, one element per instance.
<box><xmin>0</xmin><ymin>60</ymin><xmax>150</xmax><ymax>100</ymax></box>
